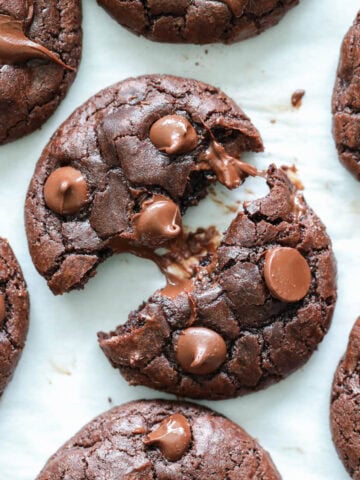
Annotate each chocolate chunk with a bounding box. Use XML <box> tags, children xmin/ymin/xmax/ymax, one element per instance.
<box><xmin>175</xmin><ymin>327</ymin><xmax>227</xmax><ymax>375</ymax></box>
<box><xmin>263</xmin><ymin>247</ymin><xmax>311</xmax><ymax>302</ymax></box>
<box><xmin>143</xmin><ymin>413</ymin><xmax>191</xmax><ymax>461</ymax></box>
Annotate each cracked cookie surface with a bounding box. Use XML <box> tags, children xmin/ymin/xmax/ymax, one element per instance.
<box><xmin>0</xmin><ymin>0</ymin><xmax>82</xmax><ymax>145</ymax></box>
<box><xmin>0</xmin><ymin>238</ymin><xmax>29</xmax><ymax>396</ymax></box>
<box><xmin>25</xmin><ymin>74</ymin><xmax>263</xmax><ymax>295</ymax></box>
<box><xmin>99</xmin><ymin>166</ymin><xmax>337</xmax><ymax>400</ymax></box>
<box><xmin>331</xmin><ymin>317</ymin><xmax>360</xmax><ymax>479</ymax></box>
<box><xmin>36</xmin><ymin>400</ymin><xmax>281</xmax><ymax>479</ymax></box>
<box><xmin>97</xmin><ymin>0</ymin><xmax>299</xmax><ymax>44</ymax></box>
<box><xmin>332</xmin><ymin>11</ymin><xmax>360</xmax><ymax>180</ymax></box>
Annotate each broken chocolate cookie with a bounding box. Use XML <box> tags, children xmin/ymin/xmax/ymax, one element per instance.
<box><xmin>25</xmin><ymin>74</ymin><xmax>263</xmax><ymax>295</ymax></box>
<box><xmin>98</xmin><ymin>166</ymin><xmax>337</xmax><ymax>400</ymax></box>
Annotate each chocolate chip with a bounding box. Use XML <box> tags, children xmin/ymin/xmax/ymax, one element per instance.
<box><xmin>150</xmin><ymin>115</ymin><xmax>198</xmax><ymax>155</ymax></box>
<box><xmin>44</xmin><ymin>167</ymin><xmax>89</xmax><ymax>215</ymax></box>
<box><xmin>0</xmin><ymin>14</ymin><xmax>73</xmax><ymax>70</ymax></box>
<box><xmin>264</xmin><ymin>247</ymin><xmax>311</xmax><ymax>302</ymax></box>
<box><xmin>133</xmin><ymin>194</ymin><xmax>182</xmax><ymax>246</ymax></box>
<box><xmin>196</xmin><ymin>140</ymin><xmax>260</xmax><ymax>189</ymax></box>
<box><xmin>143</xmin><ymin>413</ymin><xmax>191</xmax><ymax>461</ymax></box>
<box><xmin>175</xmin><ymin>327</ymin><xmax>227</xmax><ymax>375</ymax></box>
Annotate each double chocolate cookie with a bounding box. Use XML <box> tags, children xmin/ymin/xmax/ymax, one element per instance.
<box><xmin>0</xmin><ymin>0</ymin><xmax>82</xmax><ymax>144</ymax></box>
<box><xmin>97</xmin><ymin>0</ymin><xmax>299</xmax><ymax>44</ymax></box>
<box><xmin>331</xmin><ymin>317</ymin><xmax>360</xmax><ymax>479</ymax></box>
<box><xmin>0</xmin><ymin>238</ymin><xmax>29</xmax><ymax>396</ymax></box>
<box><xmin>332</xmin><ymin>11</ymin><xmax>360</xmax><ymax>180</ymax></box>
<box><xmin>25</xmin><ymin>74</ymin><xmax>336</xmax><ymax>400</ymax></box>
<box><xmin>25</xmin><ymin>74</ymin><xmax>263</xmax><ymax>295</ymax></box>
<box><xmin>36</xmin><ymin>400</ymin><xmax>281</xmax><ymax>479</ymax></box>
<box><xmin>99</xmin><ymin>165</ymin><xmax>337</xmax><ymax>399</ymax></box>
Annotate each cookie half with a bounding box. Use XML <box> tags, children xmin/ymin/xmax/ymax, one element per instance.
<box><xmin>332</xmin><ymin>11</ymin><xmax>360</xmax><ymax>180</ymax></box>
<box><xmin>0</xmin><ymin>0</ymin><xmax>82</xmax><ymax>144</ymax></box>
<box><xmin>99</xmin><ymin>166</ymin><xmax>337</xmax><ymax>400</ymax></box>
<box><xmin>331</xmin><ymin>317</ymin><xmax>360</xmax><ymax>479</ymax></box>
<box><xmin>36</xmin><ymin>400</ymin><xmax>281</xmax><ymax>479</ymax></box>
<box><xmin>25</xmin><ymin>74</ymin><xmax>263</xmax><ymax>295</ymax></box>
<box><xmin>0</xmin><ymin>238</ymin><xmax>29</xmax><ymax>396</ymax></box>
<box><xmin>97</xmin><ymin>0</ymin><xmax>299</xmax><ymax>44</ymax></box>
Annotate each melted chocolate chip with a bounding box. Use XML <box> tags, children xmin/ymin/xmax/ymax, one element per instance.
<box><xmin>44</xmin><ymin>167</ymin><xmax>89</xmax><ymax>215</ymax></box>
<box><xmin>150</xmin><ymin>115</ymin><xmax>198</xmax><ymax>155</ymax></box>
<box><xmin>197</xmin><ymin>140</ymin><xmax>260</xmax><ymax>189</ymax></box>
<box><xmin>143</xmin><ymin>413</ymin><xmax>191</xmax><ymax>461</ymax></box>
<box><xmin>0</xmin><ymin>14</ymin><xmax>74</xmax><ymax>70</ymax></box>
<box><xmin>264</xmin><ymin>247</ymin><xmax>311</xmax><ymax>302</ymax></box>
<box><xmin>175</xmin><ymin>327</ymin><xmax>227</xmax><ymax>375</ymax></box>
<box><xmin>0</xmin><ymin>293</ymin><xmax>5</xmax><ymax>326</ymax></box>
<box><xmin>133</xmin><ymin>195</ymin><xmax>182</xmax><ymax>246</ymax></box>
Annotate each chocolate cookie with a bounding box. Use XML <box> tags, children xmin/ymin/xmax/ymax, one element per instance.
<box><xmin>331</xmin><ymin>317</ymin><xmax>360</xmax><ymax>479</ymax></box>
<box><xmin>97</xmin><ymin>0</ymin><xmax>299</xmax><ymax>44</ymax></box>
<box><xmin>332</xmin><ymin>11</ymin><xmax>360</xmax><ymax>180</ymax></box>
<box><xmin>0</xmin><ymin>0</ymin><xmax>82</xmax><ymax>145</ymax></box>
<box><xmin>0</xmin><ymin>238</ymin><xmax>29</xmax><ymax>396</ymax></box>
<box><xmin>36</xmin><ymin>400</ymin><xmax>281</xmax><ymax>479</ymax></box>
<box><xmin>98</xmin><ymin>165</ymin><xmax>337</xmax><ymax>400</ymax></box>
<box><xmin>25</xmin><ymin>74</ymin><xmax>263</xmax><ymax>295</ymax></box>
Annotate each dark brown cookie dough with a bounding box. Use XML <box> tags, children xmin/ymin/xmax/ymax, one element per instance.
<box><xmin>98</xmin><ymin>166</ymin><xmax>337</xmax><ymax>400</ymax></box>
<box><xmin>97</xmin><ymin>0</ymin><xmax>299</xmax><ymax>44</ymax></box>
<box><xmin>36</xmin><ymin>400</ymin><xmax>281</xmax><ymax>479</ymax></box>
<box><xmin>0</xmin><ymin>0</ymin><xmax>82</xmax><ymax>145</ymax></box>
<box><xmin>25</xmin><ymin>74</ymin><xmax>263</xmax><ymax>295</ymax></box>
<box><xmin>0</xmin><ymin>238</ymin><xmax>29</xmax><ymax>396</ymax></box>
<box><xmin>332</xmin><ymin>11</ymin><xmax>360</xmax><ymax>181</ymax></box>
<box><xmin>331</xmin><ymin>317</ymin><xmax>360</xmax><ymax>479</ymax></box>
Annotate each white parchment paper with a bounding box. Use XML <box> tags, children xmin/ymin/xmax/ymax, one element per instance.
<box><xmin>0</xmin><ymin>0</ymin><xmax>359</xmax><ymax>478</ymax></box>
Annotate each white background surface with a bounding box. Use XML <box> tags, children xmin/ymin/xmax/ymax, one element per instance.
<box><xmin>0</xmin><ymin>0</ymin><xmax>359</xmax><ymax>478</ymax></box>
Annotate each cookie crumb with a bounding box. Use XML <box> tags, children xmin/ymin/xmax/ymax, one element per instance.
<box><xmin>291</xmin><ymin>89</ymin><xmax>305</xmax><ymax>109</ymax></box>
<box><xmin>281</xmin><ymin>165</ymin><xmax>304</xmax><ymax>190</ymax></box>
<box><xmin>50</xmin><ymin>361</ymin><xmax>72</xmax><ymax>376</ymax></box>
